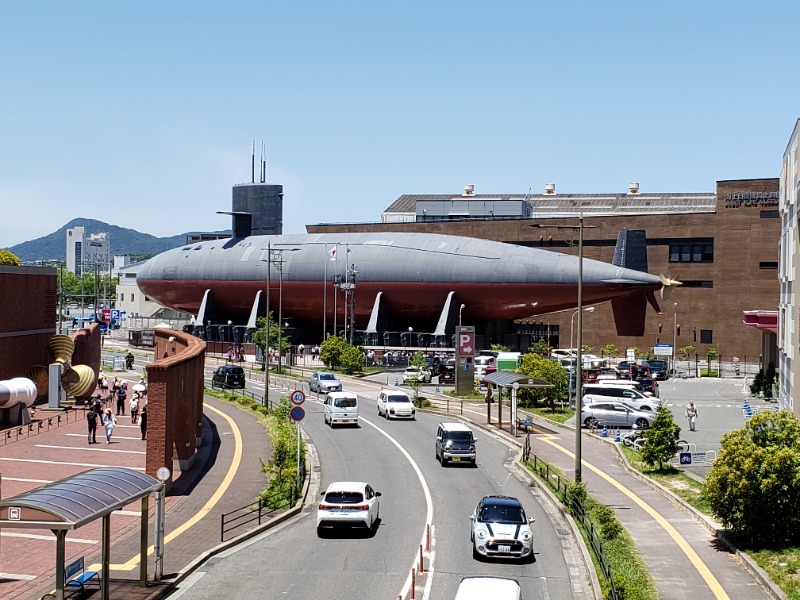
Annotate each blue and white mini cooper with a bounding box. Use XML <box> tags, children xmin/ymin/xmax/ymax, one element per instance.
<box><xmin>470</xmin><ymin>495</ymin><xmax>534</xmax><ymax>562</ymax></box>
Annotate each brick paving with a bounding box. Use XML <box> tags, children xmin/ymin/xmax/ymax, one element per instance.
<box><xmin>0</xmin><ymin>391</ymin><xmax>272</xmax><ymax>600</ymax></box>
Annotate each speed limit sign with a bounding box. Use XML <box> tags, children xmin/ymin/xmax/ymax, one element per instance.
<box><xmin>290</xmin><ymin>389</ymin><xmax>306</xmax><ymax>405</ymax></box>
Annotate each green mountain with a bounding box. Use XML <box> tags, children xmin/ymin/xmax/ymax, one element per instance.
<box><xmin>6</xmin><ymin>218</ymin><xmax>228</xmax><ymax>263</ymax></box>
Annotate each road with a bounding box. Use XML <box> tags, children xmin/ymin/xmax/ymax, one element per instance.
<box><xmin>166</xmin><ymin>373</ymin><xmax>589</xmax><ymax>600</ymax></box>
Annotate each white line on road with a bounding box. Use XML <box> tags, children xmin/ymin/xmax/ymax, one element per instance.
<box><xmin>0</xmin><ymin>457</ymin><xmax>145</xmax><ymax>470</ymax></box>
<box><xmin>1</xmin><ymin>532</ymin><xmax>97</xmax><ymax>544</ymax></box>
<box><xmin>36</xmin><ymin>444</ymin><xmax>146</xmax><ymax>454</ymax></box>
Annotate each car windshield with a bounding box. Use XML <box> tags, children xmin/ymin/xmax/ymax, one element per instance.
<box><xmin>324</xmin><ymin>491</ymin><xmax>364</xmax><ymax>504</ymax></box>
<box><xmin>334</xmin><ymin>397</ymin><xmax>357</xmax><ymax>408</ymax></box>
<box><xmin>387</xmin><ymin>395</ymin><xmax>411</xmax><ymax>403</ymax></box>
<box><xmin>319</xmin><ymin>373</ymin><xmax>337</xmax><ymax>380</ymax></box>
<box><xmin>445</xmin><ymin>431</ymin><xmax>472</xmax><ymax>442</ymax></box>
<box><xmin>480</xmin><ymin>504</ymin><xmax>526</xmax><ymax>524</ymax></box>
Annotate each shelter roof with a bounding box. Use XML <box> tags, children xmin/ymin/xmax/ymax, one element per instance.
<box><xmin>483</xmin><ymin>371</ymin><xmax>554</xmax><ymax>388</ymax></box>
<box><xmin>0</xmin><ymin>467</ymin><xmax>161</xmax><ymax>530</ymax></box>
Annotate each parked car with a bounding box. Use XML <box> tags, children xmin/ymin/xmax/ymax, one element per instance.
<box><xmin>403</xmin><ymin>366</ymin><xmax>431</xmax><ymax>383</ymax></box>
<box><xmin>377</xmin><ymin>389</ymin><xmax>415</xmax><ymax>419</ymax></box>
<box><xmin>439</xmin><ymin>359</ymin><xmax>456</xmax><ymax>384</ymax></box>
<box><xmin>648</xmin><ymin>360</ymin><xmax>668</xmax><ymax>380</ymax></box>
<box><xmin>582</xmin><ymin>383</ymin><xmax>660</xmax><ymax>412</ymax></box>
<box><xmin>211</xmin><ymin>365</ymin><xmax>245</xmax><ymax>389</ymax></box>
<box><xmin>635</xmin><ymin>376</ymin><xmax>659</xmax><ymax>396</ymax></box>
<box><xmin>435</xmin><ymin>422</ymin><xmax>476</xmax><ymax>466</ymax></box>
<box><xmin>616</xmin><ymin>361</ymin><xmax>632</xmax><ymax>377</ymax></box>
<box><xmin>580</xmin><ymin>401</ymin><xmax>655</xmax><ymax>429</ymax></box>
<box><xmin>469</xmin><ymin>495</ymin><xmax>534</xmax><ymax>562</ymax></box>
<box><xmin>309</xmin><ymin>371</ymin><xmax>342</xmax><ymax>393</ymax></box>
<box><xmin>316</xmin><ymin>481</ymin><xmax>381</xmax><ymax>536</ymax></box>
<box><xmin>323</xmin><ymin>392</ymin><xmax>359</xmax><ymax>427</ymax></box>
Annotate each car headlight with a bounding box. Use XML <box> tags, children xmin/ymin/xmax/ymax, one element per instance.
<box><xmin>521</xmin><ymin>530</ymin><xmax>532</xmax><ymax>542</ymax></box>
<box><xmin>476</xmin><ymin>528</ymin><xmax>488</xmax><ymax>540</ymax></box>
<box><xmin>469</xmin><ymin>445</ymin><xmax>475</xmax><ymax>452</ymax></box>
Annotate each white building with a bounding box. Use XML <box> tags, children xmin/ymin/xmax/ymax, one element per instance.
<box><xmin>66</xmin><ymin>226</ymin><xmax>110</xmax><ymax>275</ymax></box>
<box><xmin>116</xmin><ymin>262</ymin><xmax>191</xmax><ymax>327</ymax></box>
<box><xmin>778</xmin><ymin>119</ymin><xmax>799</xmax><ymax>416</ymax></box>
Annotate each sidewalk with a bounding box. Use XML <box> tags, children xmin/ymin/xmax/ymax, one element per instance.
<box><xmin>436</xmin><ymin>398</ymin><xmax>780</xmax><ymax>600</ymax></box>
<box><xmin>0</xmin><ymin>389</ymin><xmax>273</xmax><ymax>600</ymax></box>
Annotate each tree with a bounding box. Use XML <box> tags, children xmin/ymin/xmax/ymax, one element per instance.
<box><xmin>339</xmin><ymin>344</ymin><xmax>365</xmax><ymax>375</ymax></box>
<box><xmin>705</xmin><ymin>411</ymin><xmax>800</xmax><ymax>545</ymax></box>
<box><xmin>706</xmin><ymin>347</ymin><xmax>718</xmax><ymax>373</ymax></box>
<box><xmin>407</xmin><ymin>351</ymin><xmax>428</xmax><ymax>406</ymax></box>
<box><xmin>679</xmin><ymin>345</ymin><xmax>695</xmax><ymax>360</ymax></box>
<box><xmin>639</xmin><ymin>406</ymin><xmax>681</xmax><ymax>470</ymax></box>
<box><xmin>517</xmin><ymin>352</ymin><xmax>568</xmax><ymax>410</ymax></box>
<box><xmin>529</xmin><ymin>340</ymin><xmax>549</xmax><ymax>357</ymax></box>
<box><xmin>0</xmin><ymin>249</ymin><xmax>21</xmax><ymax>266</ymax></box>
<box><xmin>490</xmin><ymin>343</ymin><xmax>509</xmax><ymax>352</ymax></box>
<box><xmin>600</xmin><ymin>344</ymin><xmax>619</xmax><ymax>359</ymax></box>
<box><xmin>319</xmin><ymin>335</ymin><xmax>349</xmax><ymax>369</ymax></box>
<box><xmin>251</xmin><ymin>313</ymin><xmax>290</xmax><ymax>369</ymax></box>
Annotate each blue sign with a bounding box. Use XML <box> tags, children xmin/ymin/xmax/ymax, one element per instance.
<box><xmin>290</xmin><ymin>406</ymin><xmax>305</xmax><ymax>422</ymax></box>
<box><xmin>462</xmin><ymin>364</ymin><xmax>469</xmax><ymax>372</ymax></box>
<box><xmin>679</xmin><ymin>452</ymin><xmax>692</xmax><ymax>465</ymax></box>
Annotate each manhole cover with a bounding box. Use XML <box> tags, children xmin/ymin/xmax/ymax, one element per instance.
<box><xmin>556</xmin><ymin>528</ymin><xmax>569</xmax><ymax>536</ymax></box>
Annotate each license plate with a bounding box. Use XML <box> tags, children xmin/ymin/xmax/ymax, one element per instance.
<box><xmin>341</xmin><ymin>420</ymin><xmax>349</xmax><ymax>424</ymax></box>
<box><xmin>499</xmin><ymin>545</ymin><xmax>511</xmax><ymax>553</ymax></box>
<box><xmin>452</xmin><ymin>457</ymin><xmax>461</xmax><ymax>462</ymax></box>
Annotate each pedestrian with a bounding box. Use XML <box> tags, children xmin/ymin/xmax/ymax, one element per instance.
<box><xmin>100</xmin><ymin>374</ymin><xmax>109</xmax><ymax>399</ymax></box>
<box><xmin>139</xmin><ymin>405</ymin><xmax>147</xmax><ymax>440</ymax></box>
<box><xmin>102</xmin><ymin>408</ymin><xmax>117</xmax><ymax>443</ymax></box>
<box><xmin>685</xmin><ymin>401</ymin><xmax>698</xmax><ymax>432</ymax></box>
<box><xmin>130</xmin><ymin>393</ymin><xmax>140</xmax><ymax>424</ymax></box>
<box><xmin>86</xmin><ymin>405</ymin><xmax>99</xmax><ymax>444</ymax></box>
<box><xmin>116</xmin><ymin>384</ymin><xmax>127</xmax><ymax>416</ymax></box>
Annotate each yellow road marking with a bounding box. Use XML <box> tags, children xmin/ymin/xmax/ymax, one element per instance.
<box><xmin>539</xmin><ymin>436</ymin><xmax>730</xmax><ymax>600</ymax></box>
<box><xmin>95</xmin><ymin>402</ymin><xmax>243</xmax><ymax>571</ymax></box>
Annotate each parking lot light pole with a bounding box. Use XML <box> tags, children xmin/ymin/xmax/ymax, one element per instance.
<box><xmin>575</xmin><ymin>215</ymin><xmax>585</xmax><ymax>484</ymax></box>
<box><xmin>672</xmin><ymin>302</ymin><xmax>678</xmax><ymax>378</ymax></box>
<box><xmin>570</xmin><ymin>306</ymin><xmax>594</xmax><ymax>407</ymax></box>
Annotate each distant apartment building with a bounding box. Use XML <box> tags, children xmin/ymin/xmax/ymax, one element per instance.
<box><xmin>66</xmin><ymin>226</ymin><xmax>110</xmax><ymax>275</ymax></box>
<box><xmin>778</xmin><ymin>119</ymin><xmax>799</xmax><ymax>416</ymax></box>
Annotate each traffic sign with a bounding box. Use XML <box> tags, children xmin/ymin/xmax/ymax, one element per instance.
<box><xmin>290</xmin><ymin>389</ymin><xmax>306</xmax><ymax>405</ymax></box>
<box><xmin>290</xmin><ymin>406</ymin><xmax>305</xmax><ymax>422</ymax></box>
<box><xmin>457</xmin><ymin>327</ymin><xmax>475</xmax><ymax>357</ymax></box>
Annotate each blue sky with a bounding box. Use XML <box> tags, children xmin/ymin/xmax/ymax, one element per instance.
<box><xmin>1</xmin><ymin>2</ymin><xmax>798</xmax><ymax>249</ymax></box>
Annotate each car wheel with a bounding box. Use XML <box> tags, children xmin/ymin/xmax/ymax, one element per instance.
<box><xmin>635</xmin><ymin>418</ymin><xmax>650</xmax><ymax>429</ymax></box>
<box><xmin>316</xmin><ymin>526</ymin><xmax>326</xmax><ymax>538</ymax></box>
<box><xmin>584</xmin><ymin>417</ymin><xmax>599</xmax><ymax>428</ymax></box>
<box><xmin>641</xmin><ymin>405</ymin><xmax>653</xmax><ymax>412</ymax></box>
<box><xmin>472</xmin><ymin>545</ymin><xmax>481</xmax><ymax>561</ymax></box>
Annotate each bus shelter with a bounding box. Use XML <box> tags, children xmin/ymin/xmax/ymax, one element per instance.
<box><xmin>483</xmin><ymin>371</ymin><xmax>554</xmax><ymax>435</ymax></box>
<box><xmin>0</xmin><ymin>467</ymin><xmax>162</xmax><ymax>600</ymax></box>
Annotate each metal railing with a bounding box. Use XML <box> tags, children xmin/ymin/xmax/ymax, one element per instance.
<box><xmin>522</xmin><ymin>438</ymin><xmax>619</xmax><ymax>600</ymax></box>
<box><xmin>220</xmin><ymin>459</ymin><xmax>306</xmax><ymax>542</ymax></box>
<box><xmin>207</xmin><ymin>379</ymin><xmax>277</xmax><ymax>411</ymax></box>
<box><xmin>2</xmin><ymin>408</ymin><xmax>86</xmax><ymax>447</ymax></box>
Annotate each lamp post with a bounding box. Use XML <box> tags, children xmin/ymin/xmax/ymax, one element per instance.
<box><xmin>459</xmin><ymin>303</ymin><xmax>465</xmax><ymax>328</ymax></box>
<box><xmin>672</xmin><ymin>302</ymin><xmax>678</xmax><ymax>378</ymax></box>
<box><xmin>569</xmin><ymin>306</ymin><xmax>595</xmax><ymax>408</ymax></box>
<box><xmin>575</xmin><ymin>215</ymin><xmax>586</xmax><ymax>483</ymax></box>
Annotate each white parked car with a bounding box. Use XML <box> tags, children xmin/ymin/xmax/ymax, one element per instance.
<box><xmin>455</xmin><ymin>576</ymin><xmax>522</xmax><ymax>600</ymax></box>
<box><xmin>470</xmin><ymin>495</ymin><xmax>534</xmax><ymax>562</ymax></box>
<box><xmin>316</xmin><ymin>481</ymin><xmax>381</xmax><ymax>536</ymax></box>
<box><xmin>377</xmin><ymin>389</ymin><xmax>416</xmax><ymax>419</ymax></box>
<box><xmin>402</xmin><ymin>366</ymin><xmax>431</xmax><ymax>383</ymax></box>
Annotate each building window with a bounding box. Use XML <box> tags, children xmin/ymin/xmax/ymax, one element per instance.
<box><xmin>760</xmin><ymin>210</ymin><xmax>779</xmax><ymax>218</ymax></box>
<box><xmin>120</xmin><ymin>293</ymin><xmax>125</xmax><ymax>302</ymax></box>
<box><xmin>669</xmin><ymin>239</ymin><xmax>713</xmax><ymax>263</ymax></box>
<box><xmin>131</xmin><ymin>293</ymin><xmax>135</xmax><ymax>302</ymax></box>
<box><xmin>700</xmin><ymin>329</ymin><xmax>713</xmax><ymax>344</ymax></box>
<box><xmin>759</xmin><ymin>262</ymin><xmax>778</xmax><ymax>269</ymax></box>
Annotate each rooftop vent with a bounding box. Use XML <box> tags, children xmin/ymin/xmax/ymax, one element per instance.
<box><xmin>463</xmin><ymin>184</ymin><xmax>475</xmax><ymax>196</ymax></box>
<box><xmin>628</xmin><ymin>182</ymin><xmax>640</xmax><ymax>195</ymax></box>
<box><xmin>544</xmin><ymin>183</ymin><xmax>556</xmax><ymax>195</ymax></box>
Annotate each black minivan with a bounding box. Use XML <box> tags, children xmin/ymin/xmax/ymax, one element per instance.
<box><xmin>212</xmin><ymin>365</ymin><xmax>246</xmax><ymax>389</ymax></box>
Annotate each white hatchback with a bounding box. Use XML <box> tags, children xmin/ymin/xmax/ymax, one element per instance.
<box><xmin>377</xmin><ymin>389</ymin><xmax>416</xmax><ymax>419</ymax></box>
<box><xmin>316</xmin><ymin>481</ymin><xmax>381</xmax><ymax>536</ymax></box>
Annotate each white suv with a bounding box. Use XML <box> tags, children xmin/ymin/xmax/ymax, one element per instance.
<box><xmin>377</xmin><ymin>389</ymin><xmax>415</xmax><ymax>419</ymax></box>
<box><xmin>581</xmin><ymin>384</ymin><xmax>660</xmax><ymax>413</ymax></box>
<box><xmin>316</xmin><ymin>481</ymin><xmax>381</xmax><ymax>537</ymax></box>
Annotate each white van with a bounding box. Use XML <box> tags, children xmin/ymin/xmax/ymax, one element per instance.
<box><xmin>455</xmin><ymin>576</ymin><xmax>521</xmax><ymax>600</ymax></box>
<box><xmin>323</xmin><ymin>392</ymin><xmax>359</xmax><ymax>427</ymax></box>
<box><xmin>581</xmin><ymin>383</ymin><xmax>660</xmax><ymax>412</ymax></box>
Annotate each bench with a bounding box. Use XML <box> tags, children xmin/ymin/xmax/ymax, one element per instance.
<box><xmin>516</xmin><ymin>416</ymin><xmax>535</xmax><ymax>432</ymax></box>
<box><xmin>65</xmin><ymin>556</ymin><xmax>100</xmax><ymax>596</ymax></box>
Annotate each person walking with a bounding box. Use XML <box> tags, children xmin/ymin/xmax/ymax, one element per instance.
<box><xmin>116</xmin><ymin>383</ymin><xmax>127</xmax><ymax>416</ymax></box>
<box><xmin>139</xmin><ymin>405</ymin><xmax>147</xmax><ymax>440</ymax></box>
<box><xmin>102</xmin><ymin>408</ymin><xmax>117</xmax><ymax>443</ymax></box>
<box><xmin>130</xmin><ymin>393</ymin><xmax>140</xmax><ymax>424</ymax></box>
<box><xmin>86</xmin><ymin>405</ymin><xmax>99</xmax><ymax>444</ymax></box>
<box><xmin>685</xmin><ymin>401</ymin><xmax>698</xmax><ymax>432</ymax></box>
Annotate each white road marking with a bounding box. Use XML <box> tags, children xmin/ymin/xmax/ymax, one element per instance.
<box><xmin>1</xmin><ymin>532</ymin><xmax>97</xmax><ymax>544</ymax></box>
<box><xmin>36</xmin><ymin>444</ymin><xmax>146</xmax><ymax>455</ymax></box>
<box><xmin>0</xmin><ymin>457</ymin><xmax>145</xmax><ymax>470</ymax></box>
<box><xmin>359</xmin><ymin>416</ymin><xmax>435</xmax><ymax>600</ymax></box>
<box><xmin>0</xmin><ymin>572</ymin><xmax>37</xmax><ymax>581</ymax></box>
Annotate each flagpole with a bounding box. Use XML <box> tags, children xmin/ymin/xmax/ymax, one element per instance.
<box><xmin>323</xmin><ymin>244</ymin><xmax>328</xmax><ymax>341</ymax></box>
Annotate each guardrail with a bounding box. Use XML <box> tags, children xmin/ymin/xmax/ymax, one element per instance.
<box><xmin>219</xmin><ymin>460</ymin><xmax>306</xmax><ymax>542</ymax></box>
<box><xmin>1</xmin><ymin>408</ymin><xmax>85</xmax><ymax>447</ymax></box>
<box><xmin>207</xmin><ymin>379</ymin><xmax>278</xmax><ymax>411</ymax></box>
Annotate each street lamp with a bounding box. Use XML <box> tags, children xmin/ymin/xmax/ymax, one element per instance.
<box><xmin>672</xmin><ymin>302</ymin><xmax>678</xmax><ymax>378</ymax></box>
<box><xmin>569</xmin><ymin>306</ymin><xmax>595</xmax><ymax>408</ymax></box>
<box><xmin>459</xmin><ymin>304</ymin><xmax>465</xmax><ymax>328</ymax></box>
